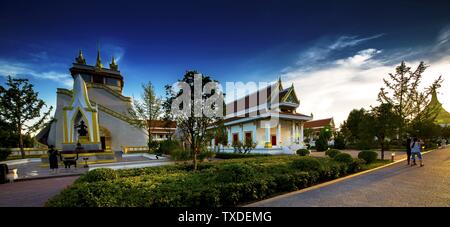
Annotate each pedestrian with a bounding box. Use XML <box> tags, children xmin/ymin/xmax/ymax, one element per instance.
<box><xmin>406</xmin><ymin>138</ymin><xmax>412</xmax><ymax>165</ymax></box>
<box><xmin>48</xmin><ymin>145</ymin><xmax>59</xmax><ymax>173</ymax></box>
<box><xmin>410</xmin><ymin>138</ymin><xmax>424</xmax><ymax>167</ymax></box>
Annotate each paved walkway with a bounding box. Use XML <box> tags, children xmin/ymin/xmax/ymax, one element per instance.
<box><xmin>0</xmin><ymin>176</ymin><xmax>78</xmax><ymax>207</ymax></box>
<box><xmin>249</xmin><ymin>147</ymin><xmax>450</xmax><ymax>207</ymax></box>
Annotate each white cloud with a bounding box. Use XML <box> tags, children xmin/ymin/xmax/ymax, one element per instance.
<box><xmin>0</xmin><ymin>59</ymin><xmax>72</xmax><ymax>87</ymax></box>
<box><xmin>282</xmin><ymin>33</ymin><xmax>450</xmax><ymax>128</ymax></box>
<box><xmin>296</xmin><ymin>34</ymin><xmax>384</xmax><ymax>67</ymax></box>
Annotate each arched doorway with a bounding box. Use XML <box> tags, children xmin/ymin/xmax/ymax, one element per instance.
<box><xmin>99</xmin><ymin>126</ymin><xmax>112</xmax><ymax>151</ymax></box>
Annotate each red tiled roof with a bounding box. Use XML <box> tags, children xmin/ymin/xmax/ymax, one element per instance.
<box><xmin>304</xmin><ymin>118</ymin><xmax>333</xmax><ymax>128</ymax></box>
<box><xmin>147</xmin><ymin>120</ymin><xmax>177</xmax><ymax>128</ymax></box>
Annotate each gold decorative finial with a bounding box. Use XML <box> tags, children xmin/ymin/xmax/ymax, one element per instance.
<box><xmin>75</xmin><ymin>49</ymin><xmax>86</xmax><ymax>64</ymax></box>
<box><xmin>110</xmin><ymin>56</ymin><xmax>119</xmax><ymax>71</ymax></box>
<box><xmin>95</xmin><ymin>49</ymin><xmax>103</xmax><ymax>69</ymax></box>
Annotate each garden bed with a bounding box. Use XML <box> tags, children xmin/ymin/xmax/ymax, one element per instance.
<box><xmin>46</xmin><ymin>155</ymin><xmax>389</xmax><ymax>207</ymax></box>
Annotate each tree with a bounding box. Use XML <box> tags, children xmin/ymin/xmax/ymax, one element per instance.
<box><xmin>378</xmin><ymin>61</ymin><xmax>443</xmax><ymax>139</ymax></box>
<box><xmin>341</xmin><ymin>108</ymin><xmax>368</xmax><ymax>145</ymax></box>
<box><xmin>212</xmin><ymin>120</ymin><xmax>228</xmax><ymax>152</ymax></box>
<box><xmin>333</xmin><ymin>131</ymin><xmax>346</xmax><ymax>149</ymax></box>
<box><xmin>367</xmin><ymin>103</ymin><xmax>401</xmax><ymax>160</ymax></box>
<box><xmin>315</xmin><ymin>127</ymin><xmax>332</xmax><ymax>151</ymax></box>
<box><xmin>129</xmin><ymin>81</ymin><xmax>162</xmax><ymax>150</ymax></box>
<box><xmin>0</xmin><ymin>76</ymin><xmax>52</xmax><ymax>158</ymax></box>
<box><xmin>164</xmin><ymin>71</ymin><xmax>222</xmax><ymax>170</ymax></box>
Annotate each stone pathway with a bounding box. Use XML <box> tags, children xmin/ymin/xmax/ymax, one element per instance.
<box><xmin>0</xmin><ymin>176</ymin><xmax>78</xmax><ymax>207</ymax></box>
<box><xmin>249</xmin><ymin>147</ymin><xmax>450</xmax><ymax>207</ymax></box>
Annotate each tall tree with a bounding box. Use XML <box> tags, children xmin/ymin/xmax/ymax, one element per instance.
<box><xmin>129</xmin><ymin>81</ymin><xmax>162</xmax><ymax>150</ymax></box>
<box><xmin>0</xmin><ymin>76</ymin><xmax>52</xmax><ymax>158</ymax></box>
<box><xmin>368</xmin><ymin>103</ymin><xmax>401</xmax><ymax>159</ymax></box>
<box><xmin>164</xmin><ymin>71</ymin><xmax>222</xmax><ymax>170</ymax></box>
<box><xmin>378</xmin><ymin>61</ymin><xmax>443</xmax><ymax>138</ymax></box>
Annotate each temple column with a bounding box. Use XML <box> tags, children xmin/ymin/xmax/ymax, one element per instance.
<box><xmin>300</xmin><ymin>122</ymin><xmax>304</xmax><ymax>143</ymax></box>
<box><xmin>240</xmin><ymin>124</ymin><xmax>244</xmax><ymax>142</ymax></box>
<box><xmin>264</xmin><ymin>126</ymin><xmax>271</xmax><ymax>148</ymax></box>
<box><xmin>227</xmin><ymin>127</ymin><xmax>232</xmax><ymax>146</ymax></box>
<box><xmin>291</xmin><ymin>121</ymin><xmax>295</xmax><ymax>145</ymax></box>
<box><xmin>276</xmin><ymin>123</ymin><xmax>281</xmax><ymax>147</ymax></box>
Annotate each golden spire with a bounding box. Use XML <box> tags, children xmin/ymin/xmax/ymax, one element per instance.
<box><xmin>95</xmin><ymin>49</ymin><xmax>103</xmax><ymax>69</ymax></box>
<box><xmin>75</xmin><ymin>49</ymin><xmax>86</xmax><ymax>64</ymax></box>
<box><xmin>110</xmin><ymin>56</ymin><xmax>119</xmax><ymax>71</ymax></box>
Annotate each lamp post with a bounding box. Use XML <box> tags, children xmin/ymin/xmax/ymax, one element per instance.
<box><xmin>391</xmin><ymin>152</ymin><xmax>395</xmax><ymax>162</ymax></box>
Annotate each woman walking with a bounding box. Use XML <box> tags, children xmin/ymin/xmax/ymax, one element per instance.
<box><xmin>48</xmin><ymin>145</ymin><xmax>59</xmax><ymax>173</ymax></box>
<box><xmin>410</xmin><ymin>138</ymin><xmax>424</xmax><ymax>167</ymax></box>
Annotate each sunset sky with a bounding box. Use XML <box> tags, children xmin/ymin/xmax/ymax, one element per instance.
<box><xmin>0</xmin><ymin>0</ymin><xmax>449</xmax><ymax>126</ymax></box>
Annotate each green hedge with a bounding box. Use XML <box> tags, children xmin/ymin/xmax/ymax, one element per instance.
<box><xmin>333</xmin><ymin>153</ymin><xmax>353</xmax><ymax>164</ymax></box>
<box><xmin>325</xmin><ymin>149</ymin><xmax>341</xmax><ymax>158</ymax></box>
<box><xmin>296</xmin><ymin>149</ymin><xmax>310</xmax><ymax>156</ymax></box>
<box><xmin>358</xmin><ymin>150</ymin><xmax>378</xmax><ymax>164</ymax></box>
<box><xmin>46</xmin><ymin>155</ymin><xmax>370</xmax><ymax>207</ymax></box>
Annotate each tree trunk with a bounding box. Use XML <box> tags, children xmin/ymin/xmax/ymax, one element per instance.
<box><xmin>19</xmin><ymin>124</ymin><xmax>25</xmax><ymax>159</ymax></box>
<box><xmin>380</xmin><ymin>142</ymin><xmax>385</xmax><ymax>160</ymax></box>
<box><xmin>193</xmin><ymin>152</ymin><xmax>197</xmax><ymax>171</ymax></box>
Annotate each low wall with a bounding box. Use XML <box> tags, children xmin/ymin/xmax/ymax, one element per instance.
<box><xmin>40</xmin><ymin>152</ymin><xmax>116</xmax><ymax>164</ymax></box>
<box><xmin>1</xmin><ymin>148</ymin><xmax>48</xmax><ymax>156</ymax></box>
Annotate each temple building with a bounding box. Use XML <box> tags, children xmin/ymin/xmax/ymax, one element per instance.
<box><xmin>218</xmin><ymin>79</ymin><xmax>313</xmax><ymax>154</ymax></box>
<box><xmin>426</xmin><ymin>89</ymin><xmax>450</xmax><ymax>127</ymax></box>
<box><xmin>37</xmin><ymin>50</ymin><xmax>175</xmax><ymax>152</ymax></box>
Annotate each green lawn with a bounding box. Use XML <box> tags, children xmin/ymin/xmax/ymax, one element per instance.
<box><xmin>46</xmin><ymin>155</ymin><xmax>390</xmax><ymax>207</ymax></box>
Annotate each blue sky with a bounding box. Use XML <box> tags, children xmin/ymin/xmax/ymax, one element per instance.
<box><xmin>1</xmin><ymin>0</ymin><xmax>450</xmax><ymax>125</ymax></box>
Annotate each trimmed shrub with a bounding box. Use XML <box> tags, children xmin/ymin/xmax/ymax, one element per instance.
<box><xmin>158</xmin><ymin>140</ymin><xmax>181</xmax><ymax>155</ymax></box>
<box><xmin>315</xmin><ymin>137</ymin><xmax>328</xmax><ymax>151</ymax></box>
<box><xmin>325</xmin><ymin>149</ymin><xmax>341</xmax><ymax>158</ymax></box>
<box><xmin>216</xmin><ymin>163</ymin><xmax>256</xmax><ymax>183</ymax></box>
<box><xmin>348</xmin><ymin>158</ymin><xmax>365</xmax><ymax>173</ymax></box>
<box><xmin>77</xmin><ymin>168</ymin><xmax>118</xmax><ymax>183</ymax></box>
<box><xmin>148</xmin><ymin>140</ymin><xmax>159</xmax><ymax>151</ymax></box>
<box><xmin>296</xmin><ymin>149</ymin><xmax>310</xmax><ymax>156</ymax></box>
<box><xmin>198</xmin><ymin>150</ymin><xmax>215</xmax><ymax>161</ymax></box>
<box><xmin>46</xmin><ymin>155</ymin><xmax>385</xmax><ymax>207</ymax></box>
<box><xmin>291</xmin><ymin>157</ymin><xmax>322</xmax><ymax>172</ymax></box>
<box><xmin>0</xmin><ymin>148</ymin><xmax>12</xmax><ymax>161</ymax></box>
<box><xmin>358</xmin><ymin>150</ymin><xmax>378</xmax><ymax>164</ymax></box>
<box><xmin>333</xmin><ymin>133</ymin><xmax>346</xmax><ymax>149</ymax></box>
<box><xmin>333</xmin><ymin>153</ymin><xmax>353</xmax><ymax>164</ymax></box>
<box><xmin>170</xmin><ymin>148</ymin><xmax>192</xmax><ymax>161</ymax></box>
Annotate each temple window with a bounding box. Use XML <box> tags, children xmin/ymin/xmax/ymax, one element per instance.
<box><xmin>106</xmin><ymin>78</ymin><xmax>119</xmax><ymax>87</ymax></box>
<box><xmin>81</xmin><ymin>74</ymin><xmax>92</xmax><ymax>83</ymax></box>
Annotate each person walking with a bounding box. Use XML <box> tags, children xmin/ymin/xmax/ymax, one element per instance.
<box><xmin>410</xmin><ymin>138</ymin><xmax>424</xmax><ymax>167</ymax></box>
<box><xmin>406</xmin><ymin>138</ymin><xmax>412</xmax><ymax>165</ymax></box>
<box><xmin>48</xmin><ymin>145</ymin><xmax>59</xmax><ymax>173</ymax></box>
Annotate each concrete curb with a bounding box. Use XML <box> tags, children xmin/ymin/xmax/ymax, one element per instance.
<box><xmin>13</xmin><ymin>173</ymin><xmax>83</xmax><ymax>182</ymax></box>
<box><xmin>245</xmin><ymin>148</ymin><xmax>437</xmax><ymax>207</ymax></box>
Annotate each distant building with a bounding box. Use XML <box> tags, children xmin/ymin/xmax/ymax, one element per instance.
<box><xmin>304</xmin><ymin>118</ymin><xmax>335</xmax><ymax>141</ymax></box>
<box><xmin>148</xmin><ymin>120</ymin><xmax>177</xmax><ymax>141</ymax></box>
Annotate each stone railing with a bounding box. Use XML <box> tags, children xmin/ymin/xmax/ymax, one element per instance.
<box><xmin>122</xmin><ymin>146</ymin><xmax>150</xmax><ymax>154</ymax></box>
<box><xmin>1</xmin><ymin>148</ymin><xmax>48</xmax><ymax>156</ymax></box>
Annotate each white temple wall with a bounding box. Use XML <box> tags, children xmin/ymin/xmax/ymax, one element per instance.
<box><xmin>98</xmin><ymin>111</ymin><xmax>147</xmax><ymax>151</ymax></box>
